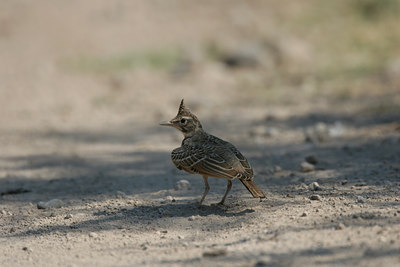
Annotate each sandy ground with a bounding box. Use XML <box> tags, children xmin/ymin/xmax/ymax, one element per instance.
<box><xmin>1</xmin><ymin>1</ymin><xmax>400</xmax><ymax>266</ymax></box>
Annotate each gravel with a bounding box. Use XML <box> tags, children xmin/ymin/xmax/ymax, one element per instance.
<box><xmin>301</xmin><ymin>162</ymin><xmax>315</xmax><ymax>172</ymax></box>
<box><xmin>336</xmin><ymin>223</ymin><xmax>346</xmax><ymax>230</ymax></box>
<box><xmin>309</xmin><ymin>182</ymin><xmax>322</xmax><ymax>191</ymax></box>
<box><xmin>305</xmin><ymin>155</ymin><xmax>318</xmax><ymax>165</ymax></box>
<box><xmin>174</xmin><ymin>180</ymin><xmax>191</xmax><ymax>190</ymax></box>
<box><xmin>273</xmin><ymin>165</ymin><xmax>282</xmax><ymax>173</ymax></box>
<box><xmin>89</xmin><ymin>232</ymin><xmax>98</xmax><ymax>238</ymax></box>
<box><xmin>37</xmin><ymin>199</ymin><xmax>64</xmax><ymax>209</ymax></box>
<box><xmin>310</xmin><ymin>194</ymin><xmax>322</xmax><ymax>201</ymax></box>
<box><xmin>202</xmin><ymin>248</ymin><xmax>227</xmax><ymax>257</ymax></box>
<box><xmin>357</xmin><ymin>196</ymin><xmax>367</xmax><ymax>203</ymax></box>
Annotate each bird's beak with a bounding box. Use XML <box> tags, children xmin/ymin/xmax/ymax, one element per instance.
<box><xmin>159</xmin><ymin>120</ymin><xmax>174</xmax><ymax>127</ymax></box>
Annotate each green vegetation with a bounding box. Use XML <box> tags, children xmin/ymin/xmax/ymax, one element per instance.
<box><xmin>64</xmin><ymin>48</ymin><xmax>183</xmax><ymax>74</ymax></box>
<box><xmin>351</xmin><ymin>0</ymin><xmax>399</xmax><ymax>20</ymax></box>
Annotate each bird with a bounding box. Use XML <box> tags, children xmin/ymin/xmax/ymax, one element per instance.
<box><xmin>160</xmin><ymin>99</ymin><xmax>265</xmax><ymax>205</ymax></box>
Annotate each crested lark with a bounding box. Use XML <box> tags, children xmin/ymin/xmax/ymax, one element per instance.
<box><xmin>160</xmin><ymin>99</ymin><xmax>265</xmax><ymax>205</ymax></box>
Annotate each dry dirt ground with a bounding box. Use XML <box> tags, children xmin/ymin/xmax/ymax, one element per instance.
<box><xmin>1</xmin><ymin>1</ymin><xmax>400</xmax><ymax>266</ymax></box>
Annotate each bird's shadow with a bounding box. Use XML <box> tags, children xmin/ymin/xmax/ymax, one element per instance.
<box><xmin>5</xmin><ymin>201</ymin><xmax>256</xmax><ymax>238</ymax></box>
<box><xmin>94</xmin><ymin>201</ymin><xmax>256</xmax><ymax>219</ymax></box>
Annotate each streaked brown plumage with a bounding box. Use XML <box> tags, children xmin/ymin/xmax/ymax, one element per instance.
<box><xmin>160</xmin><ymin>99</ymin><xmax>265</xmax><ymax>205</ymax></box>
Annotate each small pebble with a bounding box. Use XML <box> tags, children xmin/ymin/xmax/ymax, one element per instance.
<box><xmin>89</xmin><ymin>232</ymin><xmax>98</xmax><ymax>238</ymax></box>
<box><xmin>301</xmin><ymin>212</ymin><xmax>307</xmax><ymax>217</ymax></box>
<box><xmin>301</xmin><ymin>162</ymin><xmax>315</xmax><ymax>172</ymax></box>
<box><xmin>304</xmin><ymin>122</ymin><xmax>329</xmax><ymax>143</ymax></box>
<box><xmin>255</xmin><ymin>260</ymin><xmax>272</xmax><ymax>267</ymax></box>
<box><xmin>328</xmin><ymin>122</ymin><xmax>347</xmax><ymax>137</ymax></box>
<box><xmin>37</xmin><ymin>199</ymin><xmax>64</xmax><ymax>209</ymax></box>
<box><xmin>305</xmin><ymin>155</ymin><xmax>318</xmax><ymax>165</ymax></box>
<box><xmin>310</xmin><ymin>194</ymin><xmax>321</xmax><ymax>201</ymax></box>
<box><xmin>64</xmin><ymin>214</ymin><xmax>73</xmax><ymax>219</ymax></box>
<box><xmin>265</xmin><ymin>127</ymin><xmax>280</xmax><ymax>137</ymax></box>
<box><xmin>355</xmin><ymin>182</ymin><xmax>367</xmax><ymax>187</ymax></box>
<box><xmin>336</xmin><ymin>223</ymin><xmax>345</xmax><ymax>230</ymax></box>
<box><xmin>174</xmin><ymin>180</ymin><xmax>191</xmax><ymax>190</ymax></box>
<box><xmin>309</xmin><ymin>182</ymin><xmax>322</xmax><ymax>191</ymax></box>
<box><xmin>22</xmin><ymin>247</ymin><xmax>32</xmax><ymax>252</ymax></box>
<box><xmin>357</xmin><ymin>196</ymin><xmax>366</xmax><ymax>203</ymax></box>
<box><xmin>188</xmin><ymin>216</ymin><xmax>196</xmax><ymax>221</ymax></box>
<box><xmin>116</xmin><ymin>191</ymin><xmax>127</xmax><ymax>199</ymax></box>
<box><xmin>161</xmin><ymin>211</ymin><xmax>171</xmax><ymax>217</ymax></box>
<box><xmin>202</xmin><ymin>248</ymin><xmax>227</xmax><ymax>257</ymax></box>
<box><xmin>166</xmin><ymin>196</ymin><xmax>176</xmax><ymax>202</ymax></box>
<box><xmin>273</xmin><ymin>165</ymin><xmax>282</xmax><ymax>173</ymax></box>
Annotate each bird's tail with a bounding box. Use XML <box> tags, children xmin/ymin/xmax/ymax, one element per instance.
<box><xmin>239</xmin><ymin>179</ymin><xmax>266</xmax><ymax>198</ymax></box>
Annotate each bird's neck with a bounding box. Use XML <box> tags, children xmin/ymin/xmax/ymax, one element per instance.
<box><xmin>182</xmin><ymin>128</ymin><xmax>205</xmax><ymax>141</ymax></box>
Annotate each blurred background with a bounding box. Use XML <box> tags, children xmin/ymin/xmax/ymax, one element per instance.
<box><xmin>1</xmin><ymin>0</ymin><xmax>399</xmax><ymax>131</ymax></box>
<box><xmin>0</xmin><ymin>0</ymin><xmax>399</xmax><ymax>180</ymax></box>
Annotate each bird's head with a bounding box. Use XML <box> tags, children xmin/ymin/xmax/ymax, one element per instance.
<box><xmin>160</xmin><ymin>99</ymin><xmax>202</xmax><ymax>136</ymax></box>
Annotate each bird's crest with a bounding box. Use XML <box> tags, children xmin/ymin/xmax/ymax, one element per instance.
<box><xmin>177</xmin><ymin>99</ymin><xmax>192</xmax><ymax>117</ymax></box>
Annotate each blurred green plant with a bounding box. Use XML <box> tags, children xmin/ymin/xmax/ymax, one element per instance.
<box><xmin>351</xmin><ymin>0</ymin><xmax>399</xmax><ymax>20</ymax></box>
<box><xmin>64</xmin><ymin>48</ymin><xmax>183</xmax><ymax>73</ymax></box>
<box><xmin>204</xmin><ymin>42</ymin><xmax>224</xmax><ymax>61</ymax></box>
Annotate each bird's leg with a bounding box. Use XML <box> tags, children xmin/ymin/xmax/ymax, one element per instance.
<box><xmin>199</xmin><ymin>175</ymin><xmax>210</xmax><ymax>206</ymax></box>
<box><xmin>218</xmin><ymin>179</ymin><xmax>232</xmax><ymax>205</ymax></box>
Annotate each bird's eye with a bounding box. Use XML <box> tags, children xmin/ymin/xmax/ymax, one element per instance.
<box><xmin>180</xmin><ymin>118</ymin><xmax>186</xmax><ymax>124</ymax></box>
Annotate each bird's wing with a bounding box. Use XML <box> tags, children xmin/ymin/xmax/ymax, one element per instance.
<box><xmin>171</xmin><ymin>144</ymin><xmax>253</xmax><ymax>179</ymax></box>
<box><xmin>206</xmin><ymin>134</ymin><xmax>254</xmax><ymax>180</ymax></box>
<box><xmin>227</xmin><ymin>144</ymin><xmax>254</xmax><ymax>180</ymax></box>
